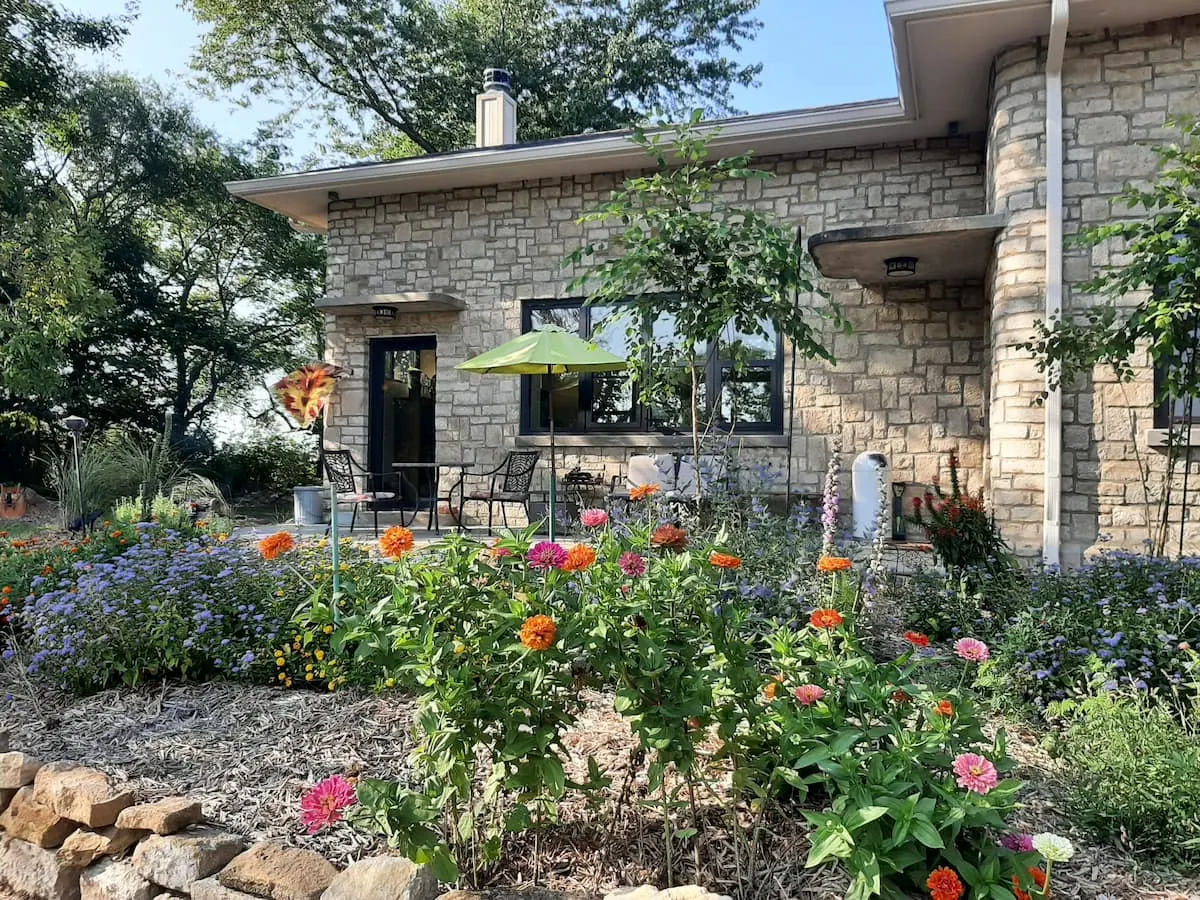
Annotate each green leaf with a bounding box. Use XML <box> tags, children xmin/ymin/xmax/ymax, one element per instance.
<box><xmin>845</xmin><ymin>806</ymin><xmax>890</xmax><ymax>832</ymax></box>
<box><xmin>909</xmin><ymin>818</ymin><xmax>945</xmax><ymax>849</ymax></box>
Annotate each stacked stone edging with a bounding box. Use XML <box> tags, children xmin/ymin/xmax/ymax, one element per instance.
<box><xmin>0</xmin><ymin>733</ymin><xmax>723</xmax><ymax>900</ymax></box>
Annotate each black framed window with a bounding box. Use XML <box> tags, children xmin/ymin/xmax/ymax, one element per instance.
<box><xmin>519</xmin><ymin>299</ymin><xmax>784</xmax><ymax>435</ymax></box>
<box><xmin>1154</xmin><ymin>364</ymin><xmax>1200</xmax><ymax>428</ymax></box>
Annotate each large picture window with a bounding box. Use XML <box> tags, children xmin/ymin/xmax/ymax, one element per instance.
<box><xmin>520</xmin><ymin>299</ymin><xmax>784</xmax><ymax>435</ymax></box>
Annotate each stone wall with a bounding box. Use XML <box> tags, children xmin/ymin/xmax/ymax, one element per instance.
<box><xmin>1059</xmin><ymin>14</ymin><xmax>1200</xmax><ymax>558</ymax></box>
<box><xmin>324</xmin><ymin>138</ymin><xmax>990</xmax><ymax>518</ymax></box>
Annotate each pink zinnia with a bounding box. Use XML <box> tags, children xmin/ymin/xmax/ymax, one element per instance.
<box><xmin>794</xmin><ymin>684</ymin><xmax>826</xmax><ymax>706</ymax></box>
<box><xmin>300</xmin><ymin>775</ymin><xmax>357</xmax><ymax>834</ymax></box>
<box><xmin>1001</xmin><ymin>832</ymin><xmax>1036</xmax><ymax>853</ymax></box>
<box><xmin>527</xmin><ymin>541</ymin><xmax>568</xmax><ymax>570</ymax></box>
<box><xmin>953</xmin><ymin>753</ymin><xmax>999</xmax><ymax>794</ymax></box>
<box><xmin>618</xmin><ymin>552</ymin><xmax>646</xmax><ymax>577</ymax></box>
<box><xmin>580</xmin><ymin>508</ymin><xmax>609</xmax><ymax>528</ymax></box>
<box><xmin>954</xmin><ymin>637</ymin><xmax>990</xmax><ymax>663</ymax></box>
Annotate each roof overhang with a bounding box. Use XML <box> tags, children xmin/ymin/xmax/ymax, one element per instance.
<box><xmin>808</xmin><ymin>215</ymin><xmax>1006</xmax><ymax>283</ymax></box>
<box><xmin>227</xmin><ymin>0</ymin><xmax>1200</xmax><ymax>232</ymax></box>
<box><xmin>318</xmin><ymin>292</ymin><xmax>467</xmax><ymax>316</ymax></box>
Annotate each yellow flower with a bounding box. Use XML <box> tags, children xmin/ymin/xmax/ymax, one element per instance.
<box><xmin>274</xmin><ymin>649</ymin><xmax>284</xmax><ymax>658</ymax></box>
<box><xmin>453</xmin><ymin>641</ymin><xmax>467</xmax><ymax>655</ymax></box>
<box><xmin>328</xmin><ymin>683</ymin><xmax>337</xmax><ymax>692</ymax></box>
<box><xmin>277</xmin><ymin>673</ymin><xmax>286</xmax><ymax>681</ymax></box>
<box><xmin>385</xmin><ymin>677</ymin><xmax>396</xmax><ymax>688</ymax></box>
<box><xmin>323</xmin><ymin>625</ymin><xmax>333</xmax><ymax>634</ymax></box>
<box><xmin>305</xmin><ymin>673</ymin><xmax>314</xmax><ymax>682</ymax></box>
<box><xmin>305</xmin><ymin>664</ymin><xmax>313</xmax><ymax>672</ymax></box>
<box><xmin>275</xmin><ymin>658</ymin><xmax>285</xmax><ymax>667</ymax></box>
<box><xmin>315</xmin><ymin>649</ymin><xmax>325</xmax><ymax>661</ymax></box>
<box><xmin>292</xmin><ymin>641</ymin><xmax>301</xmax><ymax>651</ymax></box>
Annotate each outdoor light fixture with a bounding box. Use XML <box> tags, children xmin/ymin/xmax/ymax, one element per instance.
<box><xmin>885</xmin><ymin>256</ymin><xmax>918</xmax><ymax>279</ymax></box>
<box><xmin>373</xmin><ymin>305</ymin><xmax>397</xmax><ymax>320</ymax></box>
<box><xmin>61</xmin><ymin>415</ymin><xmax>88</xmax><ymax>434</ymax></box>
<box><xmin>60</xmin><ymin>415</ymin><xmax>89</xmax><ymax>532</ymax></box>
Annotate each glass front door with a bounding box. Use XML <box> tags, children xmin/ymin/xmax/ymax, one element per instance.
<box><xmin>369</xmin><ymin>337</ymin><xmax>437</xmax><ymax>509</ymax></box>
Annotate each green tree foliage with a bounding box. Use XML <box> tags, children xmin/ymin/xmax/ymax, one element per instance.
<box><xmin>0</xmin><ymin>0</ymin><xmax>124</xmax><ymax>396</ymax></box>
<box><xmin>184</xmin><ymin>0</ymin><xmax>762</xmax><ymax>157</ymax></box>
<box><xmin>566</xmin><ymin>114</ymin><xmax>846</xmax><ymax>488</ymax></box>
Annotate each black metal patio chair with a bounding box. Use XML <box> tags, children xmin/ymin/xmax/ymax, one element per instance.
<box><xmin>323</xmin><ymin>449</ymin><xmax>397</xmax><ymax>537</ymax></box>
<box><xmin>463</xmin><ymin>450</ymin><xmax>541</xmax><ymax>535</ymax></box>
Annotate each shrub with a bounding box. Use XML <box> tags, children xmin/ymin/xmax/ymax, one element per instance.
<box><xmin>985</xmin><ymin>552</ymin><xmax>1200</xmax><ymax>713</ymax></box>
<box><xmin>16</xmin><ymin>524</ymin><xmax>306</xmax><ymax>692</ymax></box>
<box><xmin>204</xmin><ymin>435</ymin><xmax>318</xmax><ymax>497</ymax></box>
<box><xmin>907</xmin><ymin>452</ymin><xmax>1009</xmax><ymax>573</ymax></box>
<box><xmin>1052</xmin><ymin>690</ymin><xmax>1200</xmax><ymax>866</ymax></box>
<box><xmin>902</xmin><ymin>566</ymin><xmax>1027</xmax><ymax>643</ymax></box>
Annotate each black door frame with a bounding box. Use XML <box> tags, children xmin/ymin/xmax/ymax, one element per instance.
<box><xmin>367</xmin><ymin>335</ymin><xmax>438</xmax><ymax>509</ymax></box>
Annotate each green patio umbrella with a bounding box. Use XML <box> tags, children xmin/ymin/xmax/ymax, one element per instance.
<box><xmin>457</xmin><ymin>327</ymin><xmax>627</xmax><ymax>539</ymax></box>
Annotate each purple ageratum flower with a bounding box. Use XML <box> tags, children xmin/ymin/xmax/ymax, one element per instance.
<box><xmin>527</xmin><ymin>541</ymin><xmax>568</xmax><ymax>570</ymax></box>
<box><xmin>618</xmin><ymin>552</ymin><xmax>646</xmax><ymax>577</ymax></box>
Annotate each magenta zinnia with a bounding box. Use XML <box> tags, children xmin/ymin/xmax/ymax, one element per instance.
<box><xmin>953</xmin><ymin>753</ymin><xmax>999</xmax><ymax>794</ymax></box>
<box><xmin>300</xmin><ymin>775</ymin><xmax>357</xmax><ymax>834</ymax></box>
<box><xmin>618</xmin><ymin>551</ymin><xmax>646</xmax><ymax>577</ymax></box>
<box><xmin>527</xmin><ymin>541</ymin><xmax>568</xmax><ymax>570</ymax></box>
<box><xmin>954</xmin><ymin>637</ymin><xmax>990</xmax><ymax>663</ymax></box>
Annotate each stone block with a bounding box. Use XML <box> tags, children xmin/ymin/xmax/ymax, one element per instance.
<box><xmin>116</xmin><ymin>798</ymin><xmax>203</xmax><ymax>835</ymax></box>
<box><xmin>0</xmin><ymin>833</ymin><xmax>83</xmax><ymax>900</ymax></box>
<box><xmin>190</xmin><ymin>877</ymin><xmax>260</xmax><ymax>900</ymax></box>
<box><xmin>0</xmin><ymin>750</ymin><xmax>43</xmax><ymax>788</ymax></box>
<box><xmin>434</xmin><ymin>894</ymin><xmax>482</xmax><ymax>900</ymax></box>
<box><xmin>219</xmin><ymin>842</ymin><xmax>338</xmax><ymax>900</ymax></box>
<box><xmin>0</xmin><ymin>785</ymin><xmax>79</xmax><ymax>848</ymax></box>
<box><xmin>81</xmin><ymin>858</ymin><xmax>158</xmax><ymax>900</ymax></box>
<box><xmin>58</xmin><ymin>825</ymin><xmax>149</xmax><ymax>868</ymax></box>
<box><xmin>34</xmin><ymin>762</ymin><xmax>135</xmax><ymax>828</ymax></box>
<box><xmin>322</xmin><ymin>857</ymin><xmax>438</xmax><ymax>900</ymax></box>
<box><xmin>131</xmin><ymin>826</ymin><xmax>245</xmax><ymax>893</ymax></box>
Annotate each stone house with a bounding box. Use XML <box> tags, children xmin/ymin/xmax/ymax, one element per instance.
<box><xmin>229</xmin><ymin>0</ymin><xmax>1200</xmax><ymax>567</ymax></box>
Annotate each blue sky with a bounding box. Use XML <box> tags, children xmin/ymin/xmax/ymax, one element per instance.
<box><xmin>77</xmin><ymin>0</ymin><xmax>898</xmax><ymax>159</ymax></box>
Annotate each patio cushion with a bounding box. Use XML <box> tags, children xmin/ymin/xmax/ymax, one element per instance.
<box><xmin>338</xmin><ymin>491</ymin><xmax>396</xmax><ymax>502</ymax></box>
<box><xmin>468</xmin><ymin>490</ymin><xmax>527</xmax><ymax>502</ymax></box>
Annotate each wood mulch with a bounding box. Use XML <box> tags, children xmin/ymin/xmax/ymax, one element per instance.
<box><xmin>0</xmin><ymin>677</ymin><xmax>1195</xmax><ymax>899</ymax></box>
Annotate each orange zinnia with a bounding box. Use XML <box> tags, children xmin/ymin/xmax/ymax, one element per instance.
<box><xmin>817</xmin><ymin>556</ymin><xmax>853</xmax><ymax>573</ymax></box>
<box><xmin>935</xmin><ymin>700</ymin><xmax>954</xmax><ymax>717</ymax></box>
<box><xmin>258</xmin><ymin>532</ymin><xmax>296</xmax><ymax>560</ymax></box>
<box><xmin>708</xmin><ymin>552</ymin><xmax>742</xmax><ymax>570</ymax></box>
<box><xmin>764</xmin><ymin>677</ymin><xmax>782</xmax><ymax>700</ymax></box>
<box><xmin>809</xmin><ymin>608</ymin><xmax>844</xmax><ymax>629</ymax></box>
<box><xmin>926</xmin><ymin>867</ymin><xmax>964</xmax><ymax>900</ymax></box>
<box><xmin>562</xmin><ymin>544</ymin><xmax>597</xmax><ymax>572</ymax></box>
<box><xmin>630</xmin><ymin>483</ymin><xmax>661</xmax><ymax>501</ymax></box>
<box><xmin>1012</xmin><ymin>867</ymin><xmax>1048</xmax><ymax>900</ymax></box>
<box><xmin>379</xmin><ymin>526</ymin><xmax>415</xmax><ymax>558</ymax></box>
<box><xmin>519</xmin><ymin>614</ymin><xmax>557</xmax><ymax>651</ymax></box>
<box><xmin>650</xmin><ymin>524</ymin><xmax>688</xmax><ymax>551</ymax></box>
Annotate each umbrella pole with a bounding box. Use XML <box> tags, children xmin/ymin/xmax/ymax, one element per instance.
<box><xmin>547</xmin><ymin>365</ymin><xmax>557</xmax><ymax>541</ymax></box>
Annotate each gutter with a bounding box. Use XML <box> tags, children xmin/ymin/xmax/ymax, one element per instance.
<box><xmin>1043</xmin><ymin>0</ymin><xmax>1069</xmax><ymax>566</ymax></box>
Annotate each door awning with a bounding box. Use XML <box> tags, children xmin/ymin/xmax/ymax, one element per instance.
<box><xmin>318</xmin><ymin>292</ymin><xmax>467</xmax><ymax>315</ymax></box>
<box><xmin>808</xmin><ymin>214</ymin><xmax>1006</xmax><ymax>284</ymax></box>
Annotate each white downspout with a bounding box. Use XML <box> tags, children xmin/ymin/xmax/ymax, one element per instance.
<box><xmin>1043</xmin><ymin>0</ymin><xmax>1069</xmax><ymax>567</ymax></box>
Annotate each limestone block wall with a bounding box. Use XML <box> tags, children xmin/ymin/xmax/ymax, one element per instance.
<box><xmin>1059</xmin><ymin>14</ymin><xmax>1200</xmax><ymax>558</ymax></box>
<box><xmin>323</xmin><ymin>138</ymin><xmax>989</xmax><ymax>512</ymax></box>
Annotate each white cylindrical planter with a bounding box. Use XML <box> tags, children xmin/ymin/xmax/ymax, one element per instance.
<box><xmin>851</xmin><ymin>452</ymin><xmax>890</xmax><ymax>540</ymax></box>
<box><xmin>293</xmin><ymin>486</ymin><xmax>326</xmax><ymax>526</ymax></box>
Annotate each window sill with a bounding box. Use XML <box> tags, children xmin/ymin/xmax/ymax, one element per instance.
<box><xmin>515</xmin><ymin>433</ymin><xmax>789</xmax><ymax>450</ymax></box>
<box><xmin>1147</xmin><ymin>427</ymin><xmax>1200</xmax><ymax>449</ymax></box>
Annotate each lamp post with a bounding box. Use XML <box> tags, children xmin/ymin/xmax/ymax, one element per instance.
<box><xmin>61</xmin><ymin>416</ymin><xmax>88</xmax><ymax>531</ymax></box>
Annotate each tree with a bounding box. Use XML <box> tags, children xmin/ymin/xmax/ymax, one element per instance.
<box><xmin>1020</xmin><ymin>117</ymin><xmax>1200</xmax><ymax>555</ymax></box>
<box><xmin>183</xmin><ymin>0</ymin><xmax>762</xmax><ymax>157</ymax></box>
<box><xmin>0</xmin><ymin>0</ymin><xmax>124</xmax><ymax>397</ymax></box>
<box><xmin>2</xmin><ymin>73</ymin><xmax>323</xmax><ymax>448</ymax></box>
<box><xmin>566</xmin><ymin>113</ymin><xmax>846</xmax><ymax>498</ymax></box>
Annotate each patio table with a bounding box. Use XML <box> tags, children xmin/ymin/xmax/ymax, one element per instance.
<box><xmin>390</xmin><ymin>461</ymin><xmax>472</xmax><ymax>531</ymax></box>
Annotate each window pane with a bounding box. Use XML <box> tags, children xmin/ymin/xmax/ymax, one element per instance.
<box><xmin>651</xmin><ymin>366</ymin><xmax>707</xmax><ymax>431</ymax></box>
<box><xmin>531</xmin><ymin>305</ymin><xmax>582</xmax><ymax>334</ymax></box>
<box><xmin>720</xmin><ymin>320</ymin><xmax>777</xmax><ymax>361</ymax></box>
<box><xmin>589</xmin><ymin>305</ymin><xmax>637</xmax><ymax>426</ymax></box>
<box><xmin>530</xmin><ymin>372</ymin><xmax>583</xmax><ymax>431</ymax></box>
<box><xmin>719</xmin><ymin>366</ymin><xmax>774</xmax><ymax>426</ymax></box>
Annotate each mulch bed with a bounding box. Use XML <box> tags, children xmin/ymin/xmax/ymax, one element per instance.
<box><xmin>0</xmin><ymin>678</ymin><xmax>1195</xmax><ymax>900</ymax></box>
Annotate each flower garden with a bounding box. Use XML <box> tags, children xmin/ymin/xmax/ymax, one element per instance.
<box><xmin>1</xmin><ymin>464</ymin><xmax>1199</xmax><ymax>900</ymax></box>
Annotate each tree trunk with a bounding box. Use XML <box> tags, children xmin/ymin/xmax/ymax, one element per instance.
<box><xmin>690</xmin><ymin>352</ymin><xmax>702</xmax><ymax>504</ymax></box>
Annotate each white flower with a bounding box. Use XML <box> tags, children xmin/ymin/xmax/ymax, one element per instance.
<box><xmin>1032</xmin><ymin>832</ymin><xmax>1075</xmax><ymax>863</ymax></box>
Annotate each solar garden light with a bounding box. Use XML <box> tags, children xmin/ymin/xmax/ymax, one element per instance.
<box><xmin>61</xmin><ymin>415</ymin><xmax>89</xmax><ymax>531</ymax></box>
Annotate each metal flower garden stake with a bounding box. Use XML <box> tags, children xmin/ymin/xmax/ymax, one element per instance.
<box><xmin>274</xmin><ymin>363</ymin><xmax>345</xmax><ymax>593</ymax></box>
